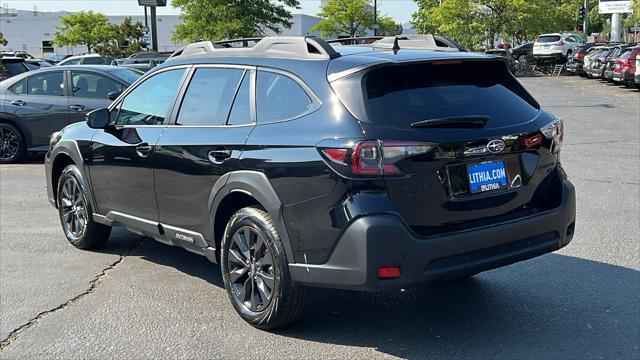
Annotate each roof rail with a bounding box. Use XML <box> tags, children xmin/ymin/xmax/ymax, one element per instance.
<box><xmin>213</xmin><ymin>37</ymin><xmax>264</xmax><ymax>48</ymax></box>
<box><xmin>372</xmin><ymin>35</ymin><xmax>465</xmax><ymax>52</ymax></box>
<box><xmin>170</xmin><ymin>36</ymin><xmax>341</xmax><ymax>60</ymax></box>
<box><xmin>326</xmin><ymin>36</ymin><xmax>383</xmax><ymax>45</ymax></box>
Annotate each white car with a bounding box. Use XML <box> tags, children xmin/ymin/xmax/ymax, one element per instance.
<box><xmin>533</xmin><ymin>33</ymin><xmax>584</xmax><ymax>62</ymax></box>
<box><xmin>57</xmin><ymin>53</ymin><xmax>108</xmax><ymax>66</ymax></box>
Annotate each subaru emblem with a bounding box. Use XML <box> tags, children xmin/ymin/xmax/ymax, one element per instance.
<box><xmin>486</xmin><ymin>139</ymin><xmax>506</xmax><ymax>153</ymax></box>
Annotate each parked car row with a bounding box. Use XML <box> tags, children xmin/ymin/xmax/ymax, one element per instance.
<box><xmin>567</xmin><ymin>42</ymin><xmax>640</xmax><ymax>88</ymax></box>
<box><xmin>0</xmin><ymin>65</ymin><xmax>142</xmax><ymax>163</ymax></box>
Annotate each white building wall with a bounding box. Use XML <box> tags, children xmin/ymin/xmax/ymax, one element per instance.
<box><xmin>0</xmin><ymin>9</ymin><xmax>331</xmax><ymax>57</ymax></box>
<box><xmin>0</xmin><ymin>10</ymin><xmax>183</xmax><ymax>56</ymax></box>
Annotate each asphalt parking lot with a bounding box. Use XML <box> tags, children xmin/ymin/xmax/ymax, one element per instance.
<box><xmin>0</xmin><ymin>76</ymin><xmax>638</xmax><ymax>359</ymax></box>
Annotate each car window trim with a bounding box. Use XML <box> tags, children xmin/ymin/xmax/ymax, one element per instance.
<box><xmin>254</xmin><ymin>66</ymin><xmax>322</xmax><ymax>124</ymax></box>
<box><xmin>68</xmin><ymin>70</ymin><xmax>126</xmax><ymax>99</ymax></box>
<box><xmin>166</xmin><ymin>64</ymin><xmax>257</xmax><ymax>128</ymax></box>
<box><xmin>109</xmin><ymin>64</ymin><xmax>192</xmax><ymax>128</ymax></box>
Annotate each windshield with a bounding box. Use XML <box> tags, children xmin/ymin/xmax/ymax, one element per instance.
<box><xmin>109</xmin><ymin>68</ymin><xmax>143</xmax><ymax>84</ymax></box>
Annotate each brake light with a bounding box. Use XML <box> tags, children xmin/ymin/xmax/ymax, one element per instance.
<box><xmin>555</xmin><ymin>40</ymin><xmax>565</xmax><ymax>46</ymax></box>
<box><xmin>541</xmin><ymin>118</ymin><xmax>564</xmax><ymax>153</ymax></box>
<box><xmin>320</xmin><ymin>140</ymin><xmax>434</xmax><ymax>176</ymax></box>
<box><xmin>577</xmin><ymin>53</ymin><xmax>585</xmax><ymax>59</ymax></box>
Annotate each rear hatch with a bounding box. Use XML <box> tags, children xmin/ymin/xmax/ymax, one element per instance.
<box><xmin>0</xmin><ymin>58</ymin><xmax>29</xmax><ymax>81</ymax></box>
<box><xmin>331</xmin><ymin>59</ymin><xmax>563</xmax><ymax>236</ymax></box>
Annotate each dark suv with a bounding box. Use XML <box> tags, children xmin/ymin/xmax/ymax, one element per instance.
<box><xmin>45</xmin><ymin>36</ymin><xmax>576</xmax><ymax>329</ymax></box>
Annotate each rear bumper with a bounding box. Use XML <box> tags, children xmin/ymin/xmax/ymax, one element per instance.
<box><xmin>290</xmin><ymin>179</ymin><xmax>576</xmax><ymax>291</ymax></box>
<box><xmin>533</xmin><ymin>53</ymin><xmax>566</xmax><ymax>61</ymax></box>
<box><xmin>613</xmin><ymin>71</ymin><xmax>634</xmax><ymax>83</ymax></box>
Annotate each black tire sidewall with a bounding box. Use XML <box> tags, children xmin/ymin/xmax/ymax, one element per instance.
<box><xmin>220</xmin><ymin>208</ymin><xmax>286</xmax><ymax>326</ymax></box>
<box><xmin>57</xmin><ymin>164</ymin><xmax>99</xmax><ymax>248</ymax></box>
<box><xmin>0</xmin><ymin>123</ymin><xmax>26</xmax><ymax>164</ymax></box>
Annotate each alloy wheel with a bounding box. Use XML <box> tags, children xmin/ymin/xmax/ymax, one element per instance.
<box><xmin>60</xmin><ymin>177</ymin><xmax>88</xmax><ymax>239</ymax></box>
<box><xmin>227</xmin><ymin>226</ymin><xmax>275</xmax><ymax>312</ymax></box>
<box><xmin>0</xmin><ymin>127</ymin><xmax>20</xmax><ymax>162</ymax></box>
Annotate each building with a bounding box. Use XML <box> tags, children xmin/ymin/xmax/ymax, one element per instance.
<box><xmin>0</xmin><ymin>6</ymin><xmax>325</xmax><ymax>57</ymax></box>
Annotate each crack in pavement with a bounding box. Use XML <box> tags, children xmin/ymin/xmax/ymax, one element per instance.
<box><xmin>571</xmin><ymin>177</ymin><xmax>640</xmax><ymax>186</ymax></box>
<box><xmin>0</xmin><ymin>236</ymin><xmax>145</xmax><ymax>351</ymax></box>
<box><xmin>565</xmin><ymin>139</ymin><xmax>639</xmax><ymax>146</ymax></box>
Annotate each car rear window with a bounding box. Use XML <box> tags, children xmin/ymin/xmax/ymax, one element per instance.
<box><xmin>0</xmin><ymin>61</ymin><xmax>28</xmax><ymax>76</ymax></box>
<box><xmin>537</xmin><ymin>35</ymin><xmax>561</xmax><ymax>43</ymax></box>
<box><xmin>333</xmin><ymin>61</ymin><xmax>539</xmax><ymax>129</ymax></box>
<box><xmin>82</xmin><ymin>57</ymin><xmax>106</xmax><ymax>65</ymax></box>
<box><xmin>618</xmin><ymin>49</ymin><xmax>633</xmax><ymax>60</ymax></box>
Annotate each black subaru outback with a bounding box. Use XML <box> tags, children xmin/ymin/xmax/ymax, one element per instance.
<box><xmin>45</xmin><ymin>36</ymin><xmax>576</xmax><ymax>329</ymax></box>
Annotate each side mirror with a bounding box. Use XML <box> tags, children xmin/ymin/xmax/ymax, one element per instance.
<box><xmin>107</xmin><ymin>91</ymin><xmax>122</xmax><ymax>101</ymax></box>
<box><xmin>86</xmin><ymin>108</ymin><xmax>110</xmax><ymax>129</ymax></box>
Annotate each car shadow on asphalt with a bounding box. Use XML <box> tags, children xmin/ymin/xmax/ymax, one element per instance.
<box><xmin>101</xmin><ymin>229</ymin><xmax>639</xmax><ymax>359</ymax></box>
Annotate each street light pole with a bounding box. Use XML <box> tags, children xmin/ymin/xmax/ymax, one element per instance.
<box><xmin>373</xmin><ymin>0</ymin><xmax>377</xmax><ymax>36</ymax></box>
<box><xmin>583</xmin><ymin>0</ymin><xmax>588</xmax><ymax>38</ymax></box>
<box><xmin>150</xmin><ymin>5</ymin><xmax>158</xmax><ymax>51</ymax></box>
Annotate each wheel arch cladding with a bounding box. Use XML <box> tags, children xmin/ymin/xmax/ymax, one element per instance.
<box><xmin>51</xmin><ymin>152</ymin><xmax>75</xmax><ymax>204</ymax></box>
<box><xmin>210</xmin><ymin>170</ymin><xmax>295</xmax><ymax>263</ymax></box>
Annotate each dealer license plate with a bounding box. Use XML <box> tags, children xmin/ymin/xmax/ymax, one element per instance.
<box><xmin>467</xmin><ymin>160</ymin><xmax>508</xmax><ymax>193</ymax></box>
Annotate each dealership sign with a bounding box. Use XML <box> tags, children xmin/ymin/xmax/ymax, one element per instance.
<box><xmin>599</xmin><ymin>0</ymin><xmax>632</xmax><ymax>14</ymax></box>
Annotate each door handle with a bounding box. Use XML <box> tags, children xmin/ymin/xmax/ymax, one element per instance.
<box><xmin>208</xmin><ymin>149</ymin><xmax>232</xmax><ymax>164</ymax></box>
<box><xmin>11</xmin><ymin>100</ymin><xmax>25</xmax><ymax>106</ymax></box>
<box><xmin>135</xmin><ymin>143</ymin><xmax>153</xmax><ymax>157</ymax></box>
<box><xmin>69</xmin><ymin>105</ymin><xmax>86</xmax><ymax>112</ymax></box>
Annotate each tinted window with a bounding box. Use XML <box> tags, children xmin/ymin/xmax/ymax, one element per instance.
<box><xmin>537</xmin><ymin>35</ymin><xmax>561</xmax><ymax>43</ymax></box>
<box><xmin>109</xmin><ymin>68</ymin><xmax>143</xmax><ymax>84</ymax></box>
<box><xmin>256</xmin><ymin>71</ymin><xmax>311</xmax><ymax>123</ymax></box>
<box><xmin>116</xmin><ymin>68</ymin><xmax>185</xmax><ymax>126</ymax></box>
<box><xmin>228</xmin><ymin>72</ymin><xmax>252</xmax><ymax>125</ymax></box>
<box><xmin>9</xmin><ymin>78</ymin><xmax>26</xmax><ymax>94</ymax></box>
<box><xmin>1</xmin><ymin>61</ymin><xmax>28</xmax><ymax>76</ymax></box>
<box><xmin>60</xmin><ymin>58</ymin><xmax>81</xmax><ymax>66</ymax></box>
<box><xmin>82</xmin><ymin>56</ymin><xmax>105</xmax><ymax>65</ymax></box>
<box><xmin>72</xmin><ymin>72</ymin><xmax>123</xmax><ymax>99</ymax></box>
<box><xmin>619</xmin><ymin>49</ymin><xmax>633</xmax><ymax>60</ymax></box>
<box><xmin>176</xmin><ymin>68</ymin><xmax>244</xmax><ymax>126</ymax></box>
<box><xmin>27</xmin><ymin>72</ymin><xmax>64</xmax><ymax>96</ymax></box>
<box><xmin>347</xmin><ymin>61</ymin><xmax>538</xmax><ymax>129</ymax></box>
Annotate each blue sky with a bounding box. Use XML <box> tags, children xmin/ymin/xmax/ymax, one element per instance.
<box><xmin>5</xmin><ymin>0</ymin><xmax>418</xmax><ymax>23</ymax></box>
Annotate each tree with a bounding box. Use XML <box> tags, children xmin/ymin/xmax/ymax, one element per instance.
<box><xmin>377</xmin><ymin>15</ymin><xmax>402</xmax><ymax>36</ymax></box>
<box><xmin>93</xmin><ymin>17</ymin><xmax>147</xmax><ymax>59</ymax></box>
<box><xmin>53</xmin><ymin>11</ymin><xmax>117</xmax><ymax>52</ymax></box>
<box><xmin>412</xmin><ymin>0</ymin><xmax>589</xmax><ymax>49</ymax></box>
<box><xmin>313</xmin><ymin>0</ymin><xmax>374</xmax><ymax>38</ymax></box>
<box><xmin>172</xmin><ymin>0</ymin><xmax>299</xmax><ymax>42</ymax></box>
<box><xmin>0</xmin><ymin>32</ymin><xmax>7</xmax><ymax>46</ymax></box>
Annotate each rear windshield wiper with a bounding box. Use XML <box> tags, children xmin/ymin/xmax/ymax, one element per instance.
<box><xmin>410</xmin><ymin>115</ymin><xmax>489</xmax><ymax>129</ymax></box>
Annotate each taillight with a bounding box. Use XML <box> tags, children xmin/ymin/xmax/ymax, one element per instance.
<box><xmin>577</xmin><ymin>53</ymin><xmax>585</xmax><ymax>59</ymax></box>
<box><xmin>321</xmin><ymin>140</ymin><xmax>435</xmax><ymax>177</ymax></box>
<box><xmin>555</xmin><ymin>40</ymin><xmax>565</xmax><ymax>46</ymax></box>
<box><xmin>541</xmin><ymin>118</ymin><xmax>564</xmax><ymax>153</ymax></box>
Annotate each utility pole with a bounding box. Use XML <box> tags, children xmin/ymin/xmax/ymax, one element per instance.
<box><xmin>150</xmin><ymin>6</ymin><xmax>158</xmax><ymax>51</ymax></box>
<box><xmin>373</xmin><ymin>0</ymin><xmax>378</xmax><ymax>36</ymax></box>
<box><xmin>611</xmin><ymin>13</ymin><xmax>621</xmax><ymax>42</ymax></box>
<box><xmin>583</xmin><ymin>0</ymin><xmax>588</xmax><ymax>38</ymax></box>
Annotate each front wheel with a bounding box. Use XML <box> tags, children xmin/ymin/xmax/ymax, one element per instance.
<box><xmin>221</xmin><ymin>207</ymin><xmax>306</xmax><ymax>329</ymax></box>
<box><xmin>57</xmin><ymin>165</ymin><xmax>111</xmax><ymax>249</ymax></box>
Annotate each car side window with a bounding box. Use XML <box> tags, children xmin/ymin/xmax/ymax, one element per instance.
<box><xmin>82</xmin><ymin>57</ymin><xmax>105</xmax><ymax>65</ymax></box>
<box><xmin>71</xmin><ymin>72</ymin><xmax>123</xmax><ymax>99</ymax></box>
<box><xmin>9</xmin><ymin>78</ymin><xmax>26</xmax><ymax>95</ymax></box>
<box><xmin>256</xmin><ymin>71</ymin><xmax>311</xmax><ymax>123</ymax></box>
<box><xmin>176</xmin><ymin>68</ymin><xmax>244</xmax><ymax>126</ymax></box>
<box><xmin>61</xmin><ymin>58</ymin><xmax>81</xmax><ymax>66</ymax></box>
<box><xmin>26</xmin><ymin>72</ymin><xmax>64</xmax><ymax>96</ymax></box>
<box><xmin>116</xmin><ymin>68</ymin><xmax>185</xmax><ymax>126</ymax></box>
<box><xmin>227</xmin><ymin>72</ymin><xmax>252</xmax><ymax>126</ymax></box>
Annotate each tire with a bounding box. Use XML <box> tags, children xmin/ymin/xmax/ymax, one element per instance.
<box><xmin>0</xmin><ymin>122</ymin><xmax>26</xmax><ymax>164</ymax></box>
<box><xmin>57</xmin><ymin>164</ymin><xmax>111</xmax><ymax>249</ymax></box>
<box><xmin>221</xmin><ymin>207</ymin><xmax>306</xmax><ymax>329</ymax></box>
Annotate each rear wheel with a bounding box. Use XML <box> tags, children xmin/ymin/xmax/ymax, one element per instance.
<box><xmin>221</xmin><ymin>207</ymin><xmax>306</xmax><ymax>329</ymax></box>
<box><xmin>0</xmin><ymin>123</ymin><xmax>26</xmax><ymax>164</ymax></box>
<box><xmin>57</xmin><ymin>165</ymin><xmax>111</xmax><ymax>249</ymax></box>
